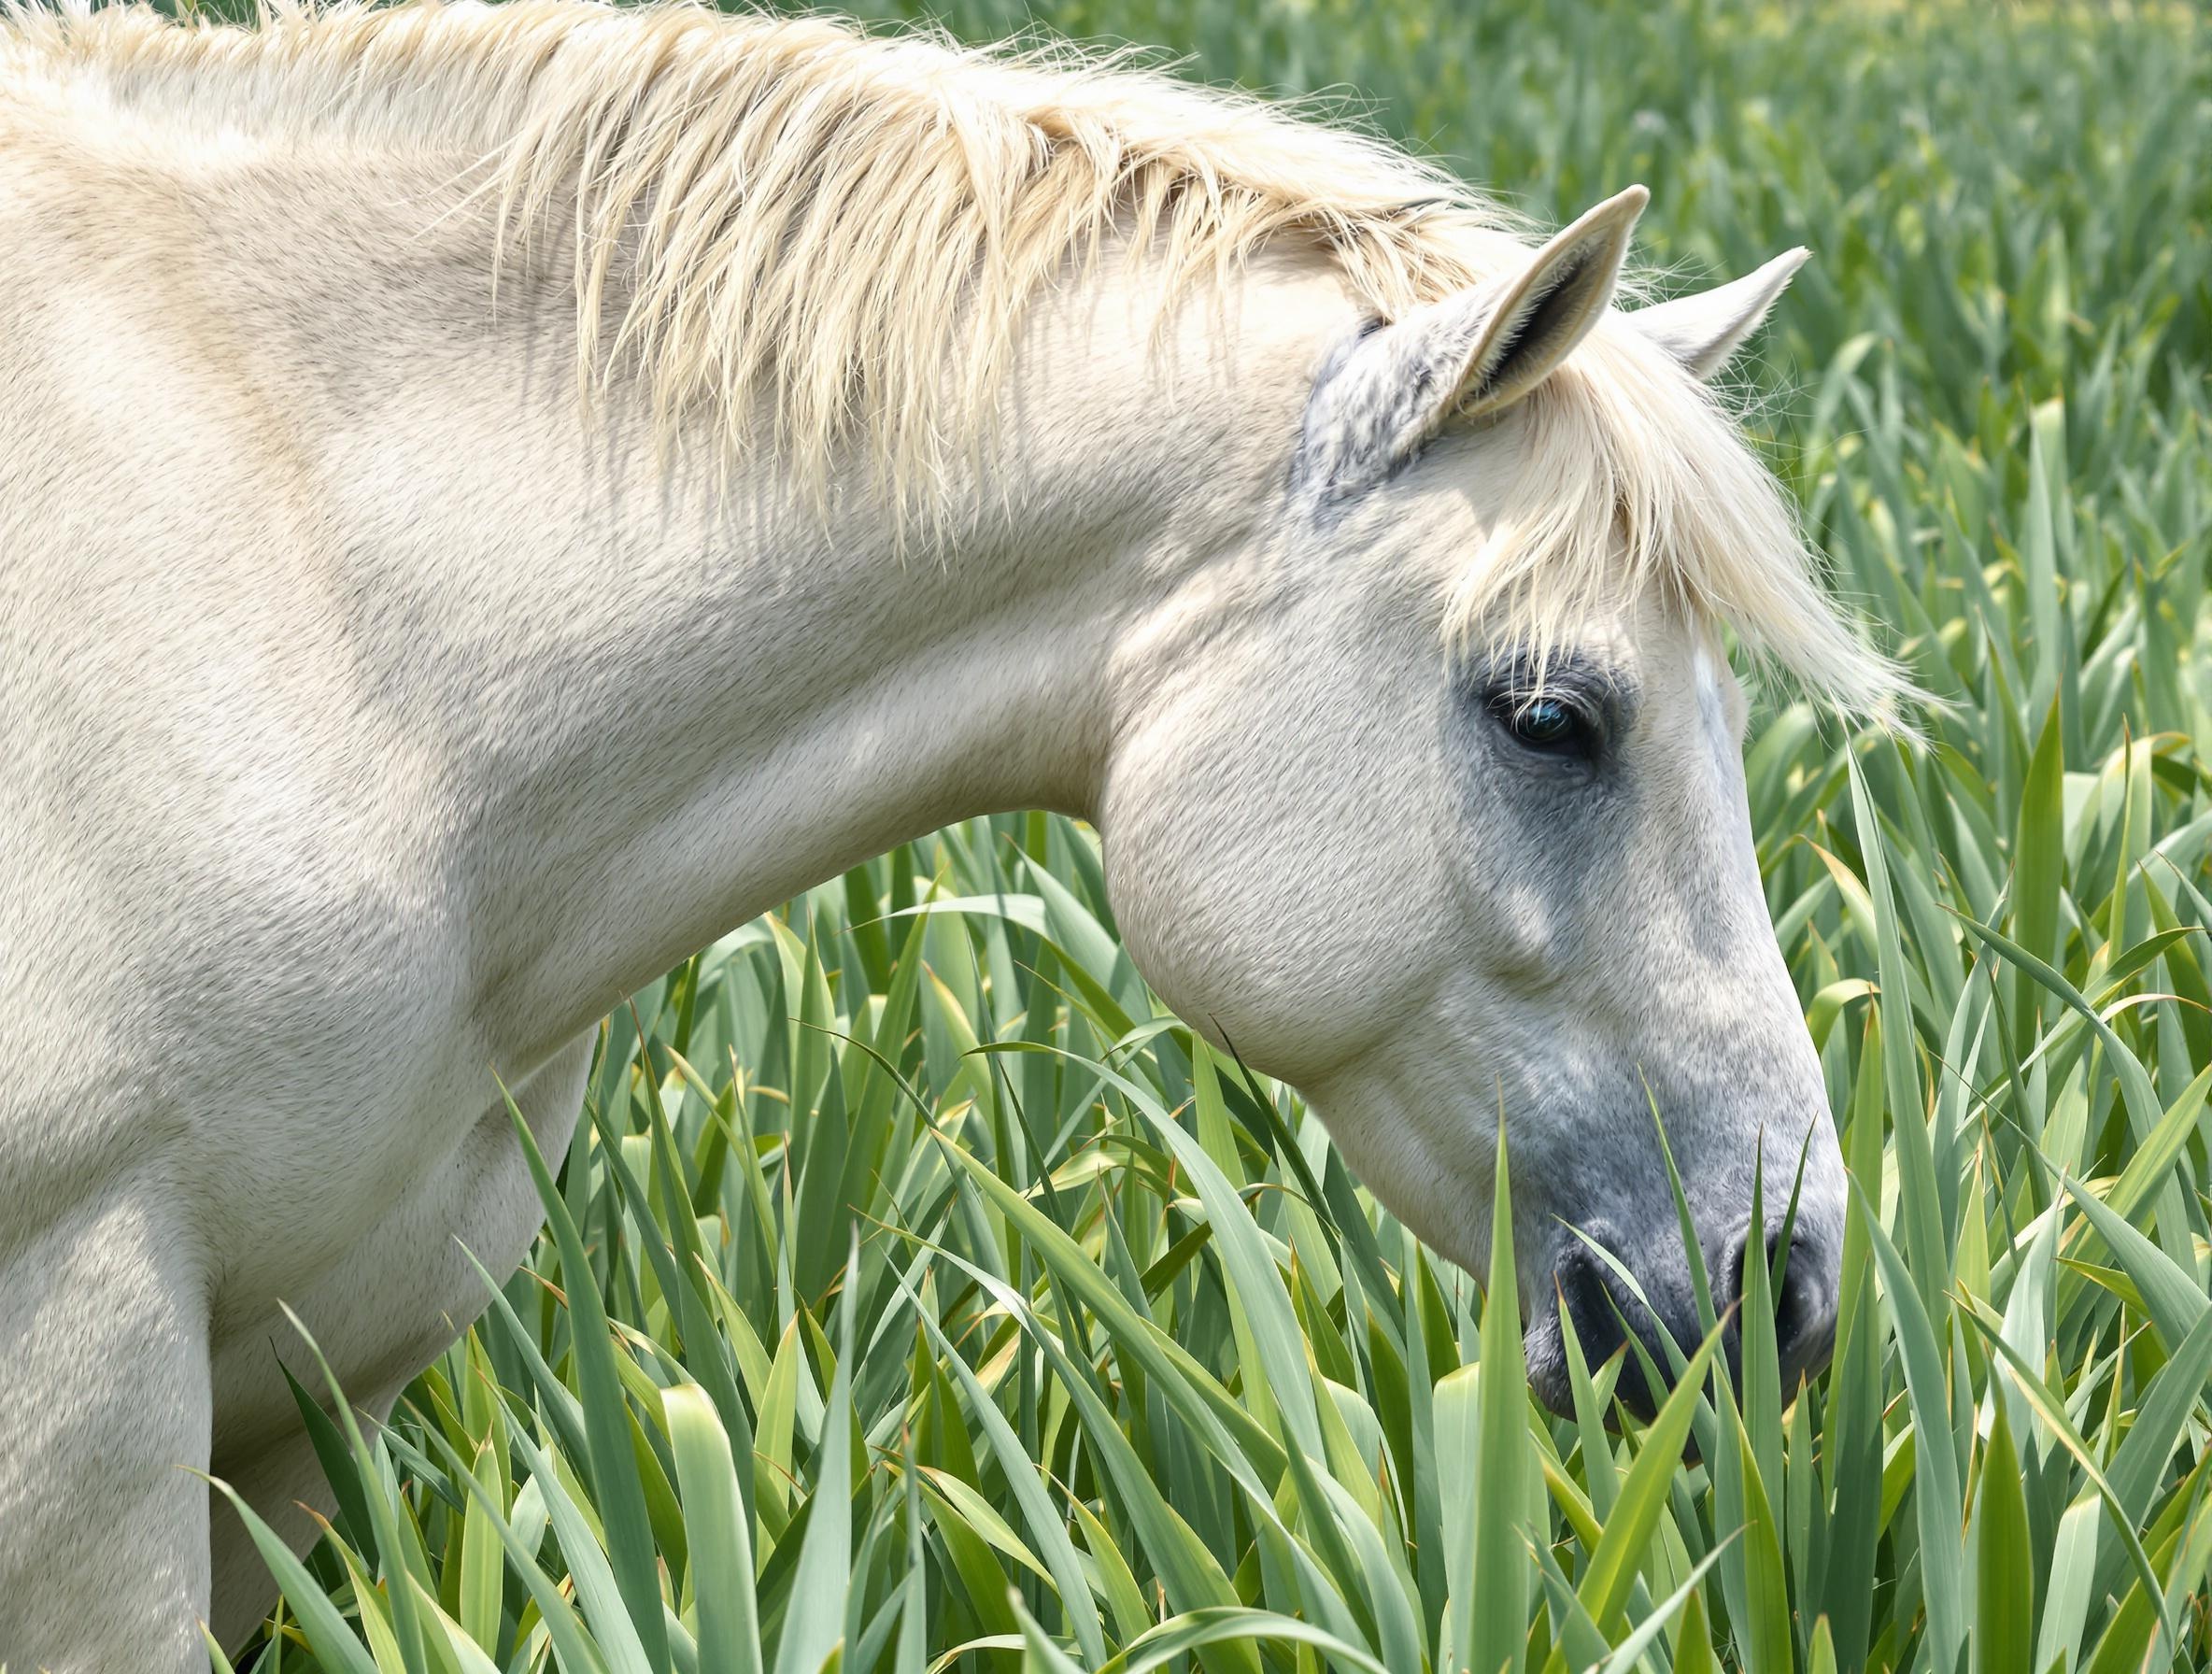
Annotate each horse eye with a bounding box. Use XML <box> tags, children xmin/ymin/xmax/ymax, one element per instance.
<box><xmin>1491</xmin><ymin>691</ymin><xmax>1593</xmax><ymax>755</ymax></box>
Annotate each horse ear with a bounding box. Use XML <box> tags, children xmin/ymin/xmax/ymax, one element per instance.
<box><xmin>1439</xmin><ymin>185</ymin><xmax>1647</xmax><ymax>421</ymax></box>
<box><xmin>1297</xmin><ymin>186</ymin><xmax>1645</xmax><ymax>497</ymax></box>
<box><xmin>1627</xmin><ymin>248</ymin><xmax>1809</xmax><ymax>379</ymax></box>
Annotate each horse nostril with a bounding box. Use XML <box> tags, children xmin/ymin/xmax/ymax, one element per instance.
<box><xmin>1774</xmin><ymin>1232</ymin><xmax>1838</xmax><ymax>1380</ymax></box>
<box><xmin>1548</xmin><ymin>1232</ymin><xmax>1701</xmax><ymax>1422</ymax></box>
<box><xmin>1728</xmin><ymin>1224</ymin><xmax>1839</xmax><ymax>1385</ymax></box>
<box><xmin>1557</xmin><ymin>1240</ymin><xmax>1627</xmax><ymax>1366</ymax></box>
<box><xmin>1525</xmin><ymin>1235</ymin><xmax>1641</xmax><ymax>1418</ymax></box>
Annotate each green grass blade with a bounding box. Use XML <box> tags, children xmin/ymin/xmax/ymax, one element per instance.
<box><xmin>665</xmin><ymin>1383</ymin><xmax>764</xmax><ymax>1674</ymax></box>
<box><xmin>1468</xmin><ymin>1118</ymin><xmax>1531</xmax><ymax>1674</ymax></box>
<box><xmin>504</xmin><ymin>1085</ymin><xmax>672</xmax><ymax>1672</ymax></box>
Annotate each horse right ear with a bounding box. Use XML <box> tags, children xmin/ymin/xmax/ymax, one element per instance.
<box><xmin>1626</xmin><ymin>247</ymin><xmax>1809</xmax><ymax>379</ymax></box>
<box><xmin>1296</xmin><ymin>186</ymin><xmax>1646</xmax><ymax>499</ymax></box>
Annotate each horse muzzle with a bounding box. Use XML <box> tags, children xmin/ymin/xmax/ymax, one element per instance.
<box><xmin>1522</xmin><ymin>1211</ymin><xmax>1840</xmax><ymax>1424</ymax></box>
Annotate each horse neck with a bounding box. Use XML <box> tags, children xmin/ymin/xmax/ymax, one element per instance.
<box><xmin>217</xmin><ymin>148</ymin><xmax>1345</xmax><ymax>1058</ymax></box>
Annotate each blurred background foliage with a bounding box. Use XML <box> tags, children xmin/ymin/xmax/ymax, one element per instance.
<box><xmin>214</xmin><ymin>1</ymin><xmax>2212</xmax><ymax>1671</ymax></box>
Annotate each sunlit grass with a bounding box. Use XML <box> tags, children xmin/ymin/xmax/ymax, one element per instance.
<box><xmin>220</xmin><ymin>0</ymin><xmax>2212</xmax><ymax>1669</ymax></box>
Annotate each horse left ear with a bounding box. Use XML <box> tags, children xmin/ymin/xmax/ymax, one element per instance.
<box><xmin>1297</xmin><ymin>186</ymin><xmax>1645</xmax><ymax>498</ymax></box>
<box><xmin>1627</xmin><ymin>247</ymin><xmax>1810</xmax><ymax>379</ymax></box>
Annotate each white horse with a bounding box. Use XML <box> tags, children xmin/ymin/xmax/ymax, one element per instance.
<box><xmin>0</xmin><ymin>2</ymin><xmax>1900</xmax><ymax>1663</ymax></box>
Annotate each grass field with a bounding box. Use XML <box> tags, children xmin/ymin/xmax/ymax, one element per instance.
<box><xmin>218</xmin><ymin>1</ymin><xmax>2212</xmax><ymax>1670</ymax></box>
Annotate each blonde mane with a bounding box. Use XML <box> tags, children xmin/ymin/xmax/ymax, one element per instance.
<box><xmin>3</xmin><ymin>0</ymin><xmax>1897</xmax><ymax>708</ymax></box>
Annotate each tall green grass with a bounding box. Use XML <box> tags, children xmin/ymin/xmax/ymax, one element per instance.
<box><xmin>220</xmin><ymin>1</ymin><xmax>2211</xmax><ymax>1670</ymax></box>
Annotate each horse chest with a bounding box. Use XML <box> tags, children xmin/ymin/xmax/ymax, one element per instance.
<box><xmin>111</xmin><ymin>843</ymin><xmax>511</xmax><ymax>1306</ymax></box>
<box><xmin>208</xmin><ymin>1032</ymin><xmax>595</xmax><ymax>1465</ymax></box>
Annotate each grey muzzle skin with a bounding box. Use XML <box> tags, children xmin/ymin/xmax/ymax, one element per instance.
<box><xmin>1524</xmin><ymin>1214</ymin><xmax>1841</xmax><ymax>1422</ymax></box>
